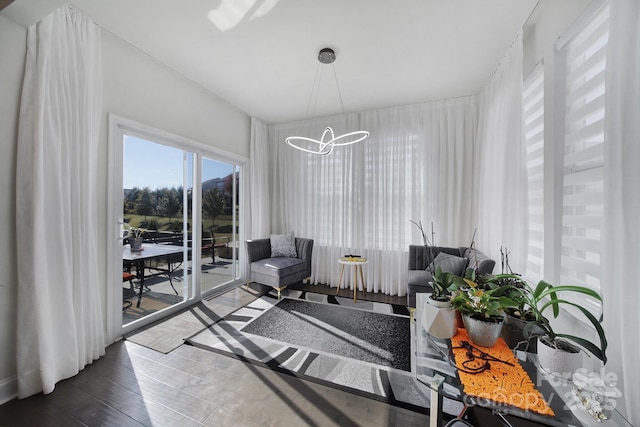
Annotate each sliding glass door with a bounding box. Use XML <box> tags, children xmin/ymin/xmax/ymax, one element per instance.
<box><xmin>113</xmin><ymin>121</ymin><xmax>245</xmax><ymax>330</ymax></box>
<box><xmin>122</xmin><ymin>135</ymin><xmax>194</xmax><ymax>326</ymax></box>
<box><xmin>200</xmin><ymin>158</ymin><xmax>240</xmax><ymax>294</ymax></box>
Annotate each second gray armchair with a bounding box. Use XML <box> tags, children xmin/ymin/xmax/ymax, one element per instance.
<box><xmin>246</xmin><ymin>236</ymin><xmax>314</xmax><ymax>298</ymax></box>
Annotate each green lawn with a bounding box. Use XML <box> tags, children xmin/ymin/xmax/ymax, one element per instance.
<box><xmin>124</xmin><ymin>214</ymin><xmax>238</xmax><ymax>243</ymax></box>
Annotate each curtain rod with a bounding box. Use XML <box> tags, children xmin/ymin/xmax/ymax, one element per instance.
<box><xmin>523</xmin><ymin>0</ymin><xmax>541</xmax><ymax>30</ymax></box>
<box><xmin>555</xmin><ymin>0</ymin><xmax>608</xmax><ymax>51</ymax></box>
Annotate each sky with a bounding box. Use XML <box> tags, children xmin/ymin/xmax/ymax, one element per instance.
<box><xmin>123</xmin><ymin>135</ymin><xmax>234</xmax><ymax>190</ymax></box>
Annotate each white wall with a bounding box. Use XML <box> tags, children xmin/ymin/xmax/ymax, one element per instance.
<box><xmin>0</xmin><ymin>14</ymin><xmax>26</xmax><ymax>403</ymax></box>
<box><xmin>0</xmin><ymin>15</ymin><xmax>250</xmax><ymax>404</ymax></box>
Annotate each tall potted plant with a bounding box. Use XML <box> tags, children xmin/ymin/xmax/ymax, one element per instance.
<box><xmin>124</xmin><ymin>223</ymin><xmax>146</xmax><ymax>252</ymax></box>
<box><xmin>421</xmin><ymin>266</ymin><xmax>467</xmax><ymax>339</ymax></box>
<box><xmin>479</xmin><ymin>273</ymin><xmax>536</xmax><ymax>349</ymax></box>
<box><xmin>450</xmin><ymin>277</ymin><xmax>518</xmax><ymax>347</ymax></box>
<box><xmin>522</xmin><ymin>280</ymin><xmax>607</xmax><ymax>377</ymax></box>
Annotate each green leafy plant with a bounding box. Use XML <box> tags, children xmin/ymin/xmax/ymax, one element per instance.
<box><xmin>479</xmin><ymin>273</ymin><xmax>536</xmax><ymax>320</ymax></box>
<box><xmin>522</xmin><ymin>280</ymin><xmax>607</xmax><ymax>364</ymax></box>
<box><xmin>430</xmin><ymin>266</ymin><xmax>467</xmax><ymax>301</ymax></box>
<box><xmin>449</xmin><ymin>276</ymin><xmax>519</xmax><ymax>322</ymax></box>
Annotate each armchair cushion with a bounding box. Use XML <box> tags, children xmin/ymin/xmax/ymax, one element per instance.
<box><xmin>270</xmin><ymin>232</ymin><xmax>297</xmax><ymax>257</ymax></box>
<box><xmin>251</xmin><ymin>257</ymin><xmax>307</xmax><ymax>280</ymax></box>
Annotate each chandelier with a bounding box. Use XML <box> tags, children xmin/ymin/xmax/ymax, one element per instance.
<box><xmin>285</xmin><ymin>48</ymin><xmax>369</xmax><ymax>155</ymax></box>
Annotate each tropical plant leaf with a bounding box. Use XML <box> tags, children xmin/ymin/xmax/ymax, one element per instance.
<box><xmin>538</xmin><ymin>298</ymin><xmax>607</xmax><ymax>363</ymax></box>
<box><xmin>554</xmin><ymin>334</ymin><xmax>606</xmax><ymax>364</ymax></box>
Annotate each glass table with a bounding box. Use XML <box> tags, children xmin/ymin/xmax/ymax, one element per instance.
<box><xmin>414</xmin><ymin>293</ymin><xmax>631</xmax><ymax>427</ymax></box>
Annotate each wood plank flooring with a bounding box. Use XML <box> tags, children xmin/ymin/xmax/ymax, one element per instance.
<box><xmin>0</xmin><ymin>284</ymin><xmax>429</xmax><ymax>427</ymax></box>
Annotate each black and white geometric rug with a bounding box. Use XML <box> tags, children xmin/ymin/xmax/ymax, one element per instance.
<box><xmin>185</xmin><ymin>289</ymin><xmax>462</xmax><ymax>416</ymax></box>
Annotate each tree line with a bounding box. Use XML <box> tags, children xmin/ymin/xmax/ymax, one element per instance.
<box><xmin>124</xmin><ymin>177</ymin><xmax>236</xmax><ymax>231</ymax></box>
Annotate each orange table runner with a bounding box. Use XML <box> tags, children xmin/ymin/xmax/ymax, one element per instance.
<box><xmin>451</xmin><ymin>328</ymin><xmax>555</xmax><ymax>416</ymax></box>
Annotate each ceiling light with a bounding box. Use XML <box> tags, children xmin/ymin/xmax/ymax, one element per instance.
<box><xmin>285</xmin><ymin>48</ymin><xmax>369</xmax><ymax>156</ymax></box>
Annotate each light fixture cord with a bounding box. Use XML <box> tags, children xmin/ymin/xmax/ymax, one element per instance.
<box><xmin>331</xmin><ymin>63</ymin><xmax>347</xmax><ymax>116</ymax></box>
<box><xmin>305</xmin><ymin>62</ymin><xmax>322</xmax><ymax>121</ymax></box>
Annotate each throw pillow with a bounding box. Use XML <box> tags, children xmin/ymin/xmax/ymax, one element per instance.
<box><xmin>270</xmin><ymin>233</ymin><xmax>297</xmax><ymax>257</ymax></box>
<box><xmin>428</xmin><ymin>252</ymin><xmax>468</xmax><ymax>276</ymax></box>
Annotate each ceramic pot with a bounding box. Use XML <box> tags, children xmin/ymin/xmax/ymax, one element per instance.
<box><xmin>421</xmin><ymin>297</ymin><xmax>457</xmax><ymax>339</ymax></box>
<box><xmin>501</xmin><ymin>313</ymin><xmax>537</xmax><ymax>352</ymax></box>
<box><xmin>536</xmin><ymin>336</ymin><xmax>582</xmax><ymax>379</ymax></box>
<box><xmin>462</xmin><ymin>314</ymin><xmax>504</xmax><ymax>348</ymax></box>
<box><xmin>129</xmin><ymin>236</ymin><xmax>144</xmax><ymax>252</ymax></box>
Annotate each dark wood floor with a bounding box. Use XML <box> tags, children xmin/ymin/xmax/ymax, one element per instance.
<box><xmin>0</xmin><ymin>284</ymin><xmax>427</xmax><ymax>427</ymax></box>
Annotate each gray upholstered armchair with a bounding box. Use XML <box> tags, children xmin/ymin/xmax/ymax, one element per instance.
<box><xmin>246</xmin><ymin>237</ymin><xmax>314</xmax><ymax>298</ymax></box>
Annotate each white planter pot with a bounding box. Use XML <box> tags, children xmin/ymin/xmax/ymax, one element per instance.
<box><xmin>537</xmin><ymin>337</ymin><xmax>582</xmax><ymax>379</ymax></box>
<box><xmin>462</xmin><ymin>314</ymin><xmax>504</xmax><ymax>348</ymax></box>
<box><xmin>421</xmin><ymin>297</ymin><xmax>458</xmax><ymax>339</ymax></box>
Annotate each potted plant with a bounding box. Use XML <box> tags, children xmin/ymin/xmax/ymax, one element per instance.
<box><xmin>124</xmin><ymin>223</ymin><xmax>146</xmax><ymax>252</ymax></box>
<box><xmin>479</xmin><ymin>274</ymin><xmax>537</xmax><ymax>349</ymax></box>
<box><xmin>450</xmin><ymin>277</ymin><xmax>518</xmax><ymax>347</ymax></box>
<box><xmin>421</xmin><ymin>266</ymin><xmax>467</xmax><ymax>339</ymax></box>
<box><xmin>522</xmin><ymin>280</ymin><xmax>607</xmax><ymax>378</ymax></box>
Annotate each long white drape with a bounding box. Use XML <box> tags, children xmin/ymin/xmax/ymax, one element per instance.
<box><xmin>602</xmin><ymin>0</ymin><xmax>640</xmax><ymax>424</ymax></box>
<box><xmin>15</xmin><ymin>6</ymin><xmax>105</xmax><ymax>398</ymax></box>
<box><xmin>474</xmin><ymin>31</ymin><xmax>528</xmax><ymax>274</ymax></box>
<box><xmin>269</xmin><ymin>98</ymin><xmax>478</xmax><ymax>296</ymax></box>
<box><xmin>249</xmin><ymin>117</ymin><xmax>271</xmax><ymax>239</ymax></box>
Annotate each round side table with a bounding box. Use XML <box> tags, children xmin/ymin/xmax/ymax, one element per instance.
<box><xmin>336</xmin><ymin>257</ymin><xmax>368</xmax><ymax>302</ymax></box>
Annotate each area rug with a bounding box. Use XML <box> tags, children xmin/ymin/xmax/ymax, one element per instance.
<box><xmin>185</xmin><ymin>290</ymin><xmax>462</xmax><ymax>416</ymax></box>
<box><xmin>241</xmin><ymin>298</ymin><xmax>411</xmax><ymax>371</ymax></box>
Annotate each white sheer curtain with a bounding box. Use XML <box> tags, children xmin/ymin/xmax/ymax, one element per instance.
<box><xmin>269</xmin><ymin>98</ymin><xmax>478</xmax><ymax>296</ymax></box>
<box><xmin>474</xmin><ymin>31</ymin><xmax>528</xmax><ymax>274</ymax></box>
<box><xmin>602</xmin><ymin>0</ymin><xmax>640</xmax><ymax>424</ymax></box>
<box><xmin>249</xmin><ymin>117</ymin><xmax>271</xmax><ymax>239</ymax></box>
<box><xmin>15</xmin><ymin>6</ymin><xmax>104</xmax><ymax>398</ymax></box>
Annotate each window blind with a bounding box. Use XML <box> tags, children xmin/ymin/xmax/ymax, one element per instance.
<box><xmin>560</xmin><ymin>5</ymin><xmax>609</xmax><ymax>301</ymax></box>
<box><xmin>524</xmin><ymin>62</ymin><xmax>544</xmax><ymax>284</ymax></box>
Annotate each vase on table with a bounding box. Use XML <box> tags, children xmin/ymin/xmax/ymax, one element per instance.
<box><xmin>462</xmin><ymin>314</ymin><xmax>504</xmax><ymax>348</ymax></box>
<box><xmin>422</xmin><ymin>296</ymin><xmax>458</xmax><ymax>339</ymax></box>
<box><xmin>536</xmin><ymin>336</ymin><xmax>582</xmax><ymax>379</ymax></box>
<box><xmin>129</xmin><ymin>236</ymin><xmax>143</xmax><ymax>252</ymax></box>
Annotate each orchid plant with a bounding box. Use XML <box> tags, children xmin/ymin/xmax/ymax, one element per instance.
<box><xmin>449</xmin><ymin>275</ymin><xmax>518</xmax><ymax>322</ymax></box>
<box><xmin>123</xmin><ymin>222</ymin><xmax>146</xmax><ymax>239</ymax></box>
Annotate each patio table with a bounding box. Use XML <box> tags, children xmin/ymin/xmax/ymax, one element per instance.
<box><xmin>122</xmin><ymin>243</ymin><xmax>190</xmax><ymax>308</ymax></box>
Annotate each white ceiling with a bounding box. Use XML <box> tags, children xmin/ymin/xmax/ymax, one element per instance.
<box><xmin>2</xmin><ymin>0</ymin><xmax>538</xmax><ymax>124</ymax></box>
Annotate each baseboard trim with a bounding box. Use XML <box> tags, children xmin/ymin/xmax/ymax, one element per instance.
<box><xmin>0</xmin><ymin>374</ymin><xmax>17</xmax><ymax>405</ymax></box>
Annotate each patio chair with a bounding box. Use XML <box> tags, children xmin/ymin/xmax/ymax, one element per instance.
<box><xmin>122</xmin><ymin>272</ymin><xmax>136</xmax><ymax>310</ymax></box>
